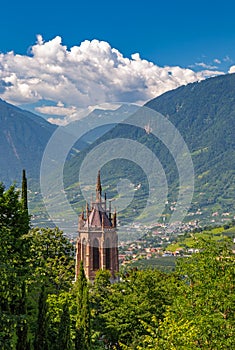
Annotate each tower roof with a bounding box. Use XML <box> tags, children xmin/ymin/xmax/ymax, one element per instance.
<box><xmin>79</xmin><ymin>170</ymin><xmax>116</xmax><ymax>230</ymax></box>
<box><xmin>84</xmin><ymin>203</ymin><xmax>112</xmax><ymax>228</ymax></box>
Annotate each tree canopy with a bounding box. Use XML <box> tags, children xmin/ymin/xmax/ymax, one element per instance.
<box><xmin>0</xmin><ymin>180</ymin><xmax>235</xmax><ymax>349</ymax></box>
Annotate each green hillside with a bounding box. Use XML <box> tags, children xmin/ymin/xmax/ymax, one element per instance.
<box><xmin>145</xmin><ymin>73</ymin><xmax>235</xmax><ymax>222</ymax></box>
<box><xmin>0</xmin><ymin>98</ymin><xmax>57</xmax><ymax>186</ymax></box>
<box><xmin>63</xmin><ymin>74</ymin><xmax>235</xmax><ymax>227</ymax></box>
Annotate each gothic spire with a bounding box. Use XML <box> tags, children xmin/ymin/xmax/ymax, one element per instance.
<box><xmin>96</xmin><ymin>170</ymin><xmax>102</xmax><ymax>202</ymax></box>
<box><xmin>113</xmin><ymin>208</ymin><xmax>117</xmax><ymax>228</ymax></box>
<box><xmin>86</xmin><ymin>202</ymin><xmax>89</xmax><ymax>219</ymax></box>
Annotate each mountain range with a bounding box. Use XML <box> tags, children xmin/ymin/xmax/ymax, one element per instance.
<box><xmin>0</xmin><ymin>98</ymin><xmax>56</xmax><ymax>187</ymax></box>
<box><xmin>0</xmin><ymin>73</ymin><xmax>234</xmax><ymax>228</ymax></box>
<box><xmin>146</xmin><ymin>73</ymin><xmax>235</xmax><ymax>221</ymax></box>
<box><xmin>63</xmin><ymin>73</ymin><xmax>235</xmax><ymax>226</ymax></box>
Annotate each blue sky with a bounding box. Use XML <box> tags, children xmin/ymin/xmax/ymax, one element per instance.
<box><xmin>1</xmin><ymin>0</ymin><xmax>235</xmax><ymax>68</ymax></box>
<box><xmin>0</xmin><ymin>0</ymin><xmax>235</xmax><ymax>123</ymax></box>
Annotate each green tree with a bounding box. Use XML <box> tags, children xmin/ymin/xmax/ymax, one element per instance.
<box><xmin>34</xmin><ymin>286</ymin><xmax>49</xmax><ymax>350</ymax></box>
<box><xmin>21</xmin><ymin>169</ymin><xmax>28</xmax><ymax>211</ymax></box>
<box><xmin>58</xmin><ymin>302</ymin><xmax>71</xmax><ymax>350</ymax></box>
<box><xmin>75</xmin><ymin>261</ymin><xmax>91</xmax><ymax>350</ymax></box>
<box><xmin>90</xmin><ymin>268</ymin><xmax>177</xmax><ymax>348</ymax></box>
<box><xmin>90</xmin><ymin>269</ymin><xmax>112</xmax><ymax>345</ymax></box>
<box><xmin>24</xmin><ymin>227</ymin><xmax>75</xmax><ymax>343</ymax></box>
<box><xmin>138</xmin><ymin>237</ymin><xmax>235</xmax><ymax>349</ymax></box>
<box><xmin>0</xmin><ymin>226</ymin><xmax>18</xmax><ymax>349</ymax></box>
<box><xmin>16</xmin><ymin>281</ymin><xmax>30</xmax><ymax>350</ymax></box>
<box><xmin>0</xmin><ymin>183</ymin><xmax>30</xmax><ymax>235</ymax></box>
<box><xmin>0</xmin><ymin>182</ymin><xmax>30</xmax><ymax>349</ymax></box>
<box><xmin>46</xmin><ymin>292</ymin><xmax>73</xmax><ymax>350</ymax></box>
<box><xmin>0</xmin><ymin>180</ymin><xmax>75</xmax><ymax>349</ymax></box>
<box><xmin>25</xmin><ymin>227</ymin><xmax>75</xmax><ymax>293</ymax></box>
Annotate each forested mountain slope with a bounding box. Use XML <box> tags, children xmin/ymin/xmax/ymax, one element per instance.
<box><xmin>64</xmin><ymin>74</ymin><xmax>235</xmax><ymax>225</ymax></box>
<box><xmin>0</xmin><ymin>99</ymin><xmax>56</xmax><ymax>186</ymax></box>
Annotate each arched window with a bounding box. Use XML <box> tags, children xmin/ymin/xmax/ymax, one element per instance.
<box><xmin>105</xmin><ymin>238</ymin><xmax>111</xmax><ymax>270</ymax></box>
<box><xmin>93</xmin><ymin>238</ymin><xmax>100</xmax><ymax>270</ymax></box>
<box><xmin>82</xmin><ymin>238</ymin><xmax>86</xmax><ymax>265</ymax></box>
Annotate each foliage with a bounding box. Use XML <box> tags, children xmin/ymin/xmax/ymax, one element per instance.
<box><xmin>167</xmin><ymin>223</ymin><xmax>235</xmax><ymax>253</ymax></box>
<box><xmin>16</xmin><ymin>281</ymin><xmax>30</xmax><ymax>350</ymax></box>
<box><xmin>0</xmin><ymin>183</ymin><xmax>76</xmax><ymax>348</ymax></box>
<box><xmin>46</xmin><ymin>293</ymin><xmax>72</xmax><ymax>350</ymax></box>
<box><xmin>137</xmin><ymin>237</ymin><xmax>235</xmax><ymax>349</ymax></box>
<box><xmin>129</xmin><ymin>256</ymin><xmax>177</xmax><ymax>272</ymax></box>
<box><xmin>90</xmin><ymin>270</ymin><xmax>112</xmax><ymax>347</ymax></box>
<box><xmin>21</xmin><ymin>169</ymin><xmax>28</xmax><ymax>211</ymax></box>
<box><xmin>58</xmin><ymin>302</ymin><xmax>71</xmax><ymax>350</ymax></box>
<box><xmin>34</xmin><ymin>286</ymin><xmax>49</xmax><ymax>350</ymax></box>
<box><xmin>23</xmin><ymin>227</ymin><xmax>75</xmax><ymax>347</ymax></box>
<box><xmin>1</xmin><ymin>179</ymin><xmax>235</xmax><ymax>349</ymax></box>
<box><xmin>0</xmin><ymin>184</ymin><xmax>30</xmax><ymax>349</ymax></box>
<box><xmin>25</xmin><ymin>227</ymin><xmax>75</xmax><ymax>293</ymax></box>
<box><xmin>90</xmin><ymin>268</ymin><xmax>178</xmax><ymax>348</ymax></box>
<box><xmin>74</xmin><ymin>261</ymin><xmax>91</xmax><ymax>350</ymax></box>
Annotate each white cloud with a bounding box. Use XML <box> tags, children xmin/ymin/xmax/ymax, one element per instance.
<box><xmin>195</xmin><ymin>62</ymin><xmax>218</xmax><ymax>69</ymax></box>
<box><xmin>228</xmin><ymin>65</ymin><xmax>235</xmax><ymax>74</ymax></box>
<box><xmin>35</xmin><ymin>102</ymin><xmax>77</xmax><ymax>116</ymax></box>
<box><xmin>213</xmin><ymin>58</ymin><xmax>221</xmax><ymax>64</ymax></box>
<box><xmin>47</xmin><ymin>106</ymin><xmax>96</xmax><ymax>125</ymax></box>
<box><xmin>0</xmin><ymin>35</ymin><xmax>225</xmax><ymax>120</ymax></box>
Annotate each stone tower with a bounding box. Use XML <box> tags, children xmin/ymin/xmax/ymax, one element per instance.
<box><xmin>75</xmin><ymin>171</ymin><xmax>119</xmax><ymax>280</ymax></box>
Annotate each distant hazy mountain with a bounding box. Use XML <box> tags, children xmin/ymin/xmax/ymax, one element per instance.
<box><xmin>1</xmin><ymin>73</ymin><xmax>235</xmax><ymax>228</ymax></box>
<box><xmin>0</xmin><ymin>98</ymin><xmax>138</xmax><ymax>190</ymax></box>
<box><xmin>0</xmin><ymin>98</ymin><xmax>57</xmax><ymax>186</ymax></box>
<box><xmin>63</xmin><ymin>73</ymin><xmax>235</xmax><ymax>226</ymax></box>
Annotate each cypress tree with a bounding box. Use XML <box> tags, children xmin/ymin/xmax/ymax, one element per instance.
<box><xmin>75</xmin><ymin>261</ymin><xmax>91</xmax><ymax>350</ymax></box>
<box><xmin>21</xmin><ymin>169</ymin><xmax>28</xmax><ymax>211</ymax></box>
<box><xmin>16</xmin><ymin>281</ymin><xmax>30</xmax><ymax>350</ymax></box>
<box><xmin>77</xmin><ymin>261</ymin><xmax>87</xmax><ymax>310</ymax></box>
<box><xmin>15</xmin><ymin>171</ymin><xmax>30</xmax><ymax>349</ymax></box>
<box><xmin>58</xmin><ymin>302</ymin><xmax>71</xmax><ymax>350</ymax></box>
<box><xmin>34</xmin><ymin>286</ymin><xmax>49</xmax><ymax>350</ymax></box>
<box><xmin>80</xmin><ymin>286</ymin><xmax>91</xmax><ymax>350</ymax></box>
<box><xmin>20</xmin><ymin>169</ymin><xmax>30</xmax><ymax>238</ymax></box>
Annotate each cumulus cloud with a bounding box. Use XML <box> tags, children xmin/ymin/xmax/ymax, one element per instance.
<box><xmin>228</xmin><ymin>65</ymin><xmax>235</xmax><ymax>74</ymax></box>
<box><xmin>35</xmin><ymin>101</ymin><xmax>77</xmax><ymax>116</ymax></box>
<box><xmin>47</xmin><ymin>103</ymin><xmax>123</xmax><ymax>125</ymax></box>
<box><xmin>0</xmin><ymin>35</ymin><xmax>225</xmax><ymax>123</ymax></box>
